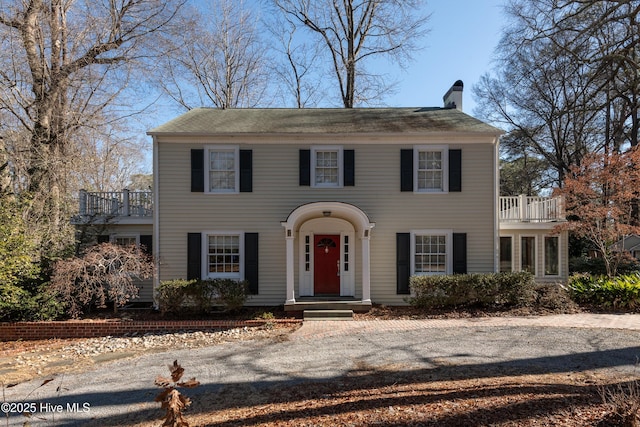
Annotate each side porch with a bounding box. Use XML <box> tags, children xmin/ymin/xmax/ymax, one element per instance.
<box><xmin>499</xmin><ymin>195</ymin><xmax>568</xmax><ymax>282</ymax></box>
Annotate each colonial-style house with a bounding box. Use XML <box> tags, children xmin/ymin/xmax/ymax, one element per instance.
<box><xmin>73</xmin><ymin>82</ymin><xmax>568</xmax><ymax>310</ymax></box>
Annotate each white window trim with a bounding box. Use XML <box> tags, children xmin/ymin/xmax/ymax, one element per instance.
<box><xmin>499</xmin><ymin>235</ymin><xmax>515</xmax><ymax>273</ymax></box>
<box><xmin>201</xmin><ymin>231</ymin><xmax>244</xmax><ymax>280</ymax></box>
<box><xmin>414</xmin><ymin>145</ymin><xmax>449</xmax><ymax>194</ymax></box>
<box><xmin>519</xmin><ymin>235</ymin><xmax>538</xmax><ymax>276</ymax></box>
<box><xmin>410</xmin><ymin>229</ymin><xmax>453</xmax><ymax>275</ymax></box>
<box><xmin>205</xmin><ymin>145</ymin><xmax>240</xmax><ymax>194</ymax></box>
<box><xmin>311</xmin><ymin>146</ymin><xmax>344</xmax><ymax>188</ymax></box>
<box><xmin>542</xmin><ymin>234</ymin><xmax>561</xmax><ymax>277</ymax></box>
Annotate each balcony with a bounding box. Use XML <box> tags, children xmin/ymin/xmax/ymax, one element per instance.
<box><xmin>499</xmin><ymin>195</ymin><xmax>564</xmax><ymax>223</ymax></box>
<box><xmin>73</xmin><ymin>189</ymin><xmax>153</xmax><ymax>224</ymax></box>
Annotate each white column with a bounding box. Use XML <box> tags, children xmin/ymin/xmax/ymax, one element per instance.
<box><xmin>361</xmin><ymin>230</ymin><xmax>371</xmax><ymax>303</ymax></box>
<box><xmin>285</xmin><ymin>231</ymin><xmax>296</xmax><ymax>304</ymax></box>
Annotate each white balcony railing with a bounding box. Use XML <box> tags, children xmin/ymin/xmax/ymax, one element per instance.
<box><xmin>78</xmin><ymin>189</ymin><xmax>153</xmax><ymax>218</ymax></box>
<box><xmin>499</xmin><ymin>195</ymin><xmax>564</xmax><ymax>222</ymax></box>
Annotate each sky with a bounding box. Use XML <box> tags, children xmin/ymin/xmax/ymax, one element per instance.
<box><xmin>383</xmin><ymin>0</ymin><xmax>505</xmax><ymax>115</ymax></box>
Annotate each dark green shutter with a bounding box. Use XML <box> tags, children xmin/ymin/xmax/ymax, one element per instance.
<box><xmin>400</xmin><ymin>149</ymin><xmax>413</xmax><ymax>192</ymax></box>
<box><xmin>244</xmin><ymin>233</ymin><xmax>259</xmax><ymax>294</ymax></box>
<box><xmin>449</xmin><ymin>149</ymin><xmax>462</xmax><ymax>192</ymax></box>
<box><xmin>299</xmin><ymin>149</ymin><xmax>310</xmax><ymax>186</ymax></box>
<box><xmin>140</xmin><ymin>235</ymin><xmax>152</xmax><ymax>256</ymax></box>
<box><xmin>187</xmin><ymin>233</ymin><xmax>202</xmax><ymax>280</ymax></box>
<box><xmin>396</xmin><ymin>233</ymin><xmax>411</xmax><ymax>294</ymax></box>
<box><xmin>191</xmin><ymin>149</ymin><xmax>205</xmax><ymax>193</ymax></box>
<box><xmin>239</xmin><ymin>149</ymin><xmax>253</xmax><ymax>192</ymax></box>
<box><xmin>452</xmin><ymin>233</ymin><xmax>467</xmax><ymax>274</ymax></box>
<box><xmin>344</xmin><ymin>149</ymin><xmax>355</xmax><ymax>186</ymax></box>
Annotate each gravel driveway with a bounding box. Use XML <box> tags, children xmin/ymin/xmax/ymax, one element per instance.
<box><xmin>3</xmin><ymin>314</ymin><xmax>640</xmax><ymax>426</ymax></box>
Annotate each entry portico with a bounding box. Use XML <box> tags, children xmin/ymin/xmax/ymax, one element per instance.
<box><xmin>281</xmin><ymin>202</ymin><xmax>375</xmax><ymax>308</ymax></box>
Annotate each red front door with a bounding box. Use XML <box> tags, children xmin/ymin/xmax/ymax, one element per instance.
<box><xmin>314</xmin><ymin>234</ymin><xmax>341</xmax><ymax>295</ymax></box>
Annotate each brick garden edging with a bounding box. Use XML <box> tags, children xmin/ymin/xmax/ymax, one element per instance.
<box><xmin>0</xmin><ymin>319</ymin><xmax>302</xmax><ymax>341</ymax></box>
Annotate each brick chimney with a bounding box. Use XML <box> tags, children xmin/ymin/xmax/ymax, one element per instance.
<box><xmin>443</xmin><ymin>80</ymin><xmax>463</xmax><ymax>111</ymax></box>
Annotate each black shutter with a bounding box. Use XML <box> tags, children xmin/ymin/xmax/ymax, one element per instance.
<box><xmin>449</xmin><ymin>149</ymin><xmax>462</xmax><ymax>192</ymax></box>
<box><xmin>299</xmin><ymin>149</ymin><xmax>310</xmax><ymax>186</ymax></box>
<box><xmin>191</xmin><ymin>149</ymin><xmax>205</xmax><ymax>193</ymax></box>
<box><xmin>187</xmin><ymin>233</ymin><xmax>202</xmax><ymax>280</ymax></box>
<box><xmin>400</xmin><ymin>149</ymin><xmax>413</xmax><ymax>192</ymax></box>
<box><xmin>344</xmin><ymin>149</ymin><xmax>355</xmax><ymax>186</ymax></box>
<box><xmin>452</xmin><ymin>233</ymin><xmax>467</xmax><ymax>274</ymax></box>
<box><xmin>140</xmin><ymin>235</ymin><xmax>153</xmax><ymax>256</ymax></box>
<box><xmin>97</xmin><ymin>235</ymin><xmax>110</xmax><ymax>244</ymax></box>
<box><xmin>396</xmin><ymin>233</ymin><xmax>411</xmax><ymax>294</ymax></box>
<box><xmin>239</xmin><ymin>149</ymin><xmax>253</xmax><ymax>192</ymax></box>
<box><xmin>244</xmin><ymin>233</ymin><xmax>259</xmax><ymax>295</ymax></box>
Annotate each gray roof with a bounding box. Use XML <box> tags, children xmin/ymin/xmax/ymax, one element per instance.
<box><xmin>148</xmin><ymin>107</ymin><xmax>503</xmax><ymax>136</ymax></box>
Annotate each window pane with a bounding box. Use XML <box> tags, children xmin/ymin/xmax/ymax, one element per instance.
<box><xmin>521</xmin><ymin>237</ymin><xmax>535</xmax><ymax>274</ymax></box>
<box><xmin>314</xmin><ymin>150</ymin><xmax>339</xmax><ymax>185</ymax></box>
<box><xmin>208</xmin><ymin>235</ymin><xmax>240</xmax><ymax>276</ymax></box>
<box><xmin>500</xmin><ymin>237</ymin><xmax>512</xmax><ymax>272</ymax></box>
<box><xmin>544</xmin><ymin>236</ymin><xmax>559</xmax><ymax>275</ymax></box>
<box><xmin>417</xmin><ymin>150</ymin><xmax>443</xmax><ymax>190</ymax></box>
<box><xmin>415</xmin><ymin>234</ymin><xmax>447</xmax><ymax>273</ymax></box>
<box><xmin>209</xmin><ymin>150</ymin><xmax>236</xmax><ymax>191</ymax></box>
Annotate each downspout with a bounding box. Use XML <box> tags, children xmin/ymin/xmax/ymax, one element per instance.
<box><xmin>152</xmin><ymin>135</ymin><xmax>160</xmax><ymax>309</ymax></box>
<box><xmin>493</xmin><ymin>136</ymin><xmax>500</xmax><ymax>273</ymax></box>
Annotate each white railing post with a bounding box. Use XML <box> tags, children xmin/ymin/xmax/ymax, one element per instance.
<box><xmin>519</xmin><ymin>194</ymin><xmax>527</xmax><ymax>221</ymax></box>
<box><xmin>123</xmin><ymin>188</ymin><xmax>130</xmax><ymax>216</ymax></box>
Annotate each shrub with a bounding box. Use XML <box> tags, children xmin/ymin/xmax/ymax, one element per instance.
<box><xmin>157</xmin><ymin>279</ymin><xmax>249</xmax><ymax>315</ymax></box>
<box><xmin>156</xmin><ymin>279</ymin><xmax>198</xmax><ymax>315</ymax></box>
<box><xmin>598</xmin><ymin>380</ymin><xmax>640</xmax><ymax>427</ymax></box>
<box><xmin>0</xmin><ymin>283</ymin><xmax>65</xmax><ymax>321</ymax></box>
<box><xmin>529</xmin><ymin>283</ymin><xmax>578</xmax><ymax>312</ymax></box>
<box><xmin>570</xmin><ymin>256</ymin><xmax>640</xmax><ymax>276</ymax></box>
<box><xmin>408</xmin><ymin>272</ymin><xmax>536</xmax><ymax>309</ymax></box>
<box><xmin>567</xmin><ymin>273</ymin><xmax>640</xmax><ymax>309</ymax></box>
<box><xmin>203</xmin><ymin>279</ymin><xmax>249</xmax><ymax>312</ymax></box>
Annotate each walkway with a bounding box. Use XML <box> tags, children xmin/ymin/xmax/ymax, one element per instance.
<box><xmin>291</xmin><ymin>313</ymin><xmax>640</xmax><ymax>340</ymax></box>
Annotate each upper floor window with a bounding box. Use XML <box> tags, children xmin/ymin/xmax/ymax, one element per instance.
<box><xmin>312</xmin><ymin>147</ymin><xmax>343</xmax><ymax>187</ymax></box>
<box><xmin>415</xmin><ymin>146</ymin><xmax>448</xmax><ymax>192</ymax></box>
<box><xmin>207</xmin><ymin>147</ymin><xmax>239</xmax><ymax>193</ymax></box>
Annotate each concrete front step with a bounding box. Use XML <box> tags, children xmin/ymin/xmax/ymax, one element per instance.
<box><xmin>303</xmin><ymin>309</ymin><xmax>354</xmax><ymax>321</ymax></box>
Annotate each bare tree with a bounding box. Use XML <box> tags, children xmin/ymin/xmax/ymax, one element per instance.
<box><xmin>158</xmin><ymin>0</ymin><xmax>269</xmax><ymax>109</ymax></box>
<box><xmin>475</xmin><ymin>0</ymin><xmax>640</xmax><ymax>192</ymax></box>
<box><xmin>269</xmin><ymin>0</ymin><xmax>429</xmax><ymax>108</ymax></box>
<box><xmin>264</xmin><ymin>12</ymin><xmax>323</xmax><ymax>108</ymax></box>
<box><xmin>51</xmin><ymin>242</ymin><xmax>154</xmax><ymax>316</ymax></box>
<box><xmin>0</xmin><ymin>0</ymin><xmax>183</xmax><ymax>255</ymax></box>
<box><xmin>474</xmin><ymin>1</ymin><xmax>621</xmax><ymax>189</ymax></box>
